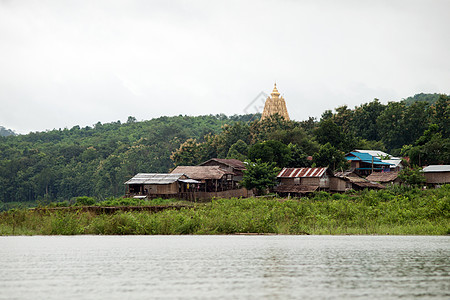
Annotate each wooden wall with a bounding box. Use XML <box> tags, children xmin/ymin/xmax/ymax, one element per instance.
<box><xmin>424</xmin><ymin>172</ymin><xmax>450</xmax><ymax>184</ymax></box>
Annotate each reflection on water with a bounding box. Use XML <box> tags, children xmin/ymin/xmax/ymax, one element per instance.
<box><xmin>0</xmin><ymin>236</ymin><xmax>448</xmax><ymax>299</ymax></box>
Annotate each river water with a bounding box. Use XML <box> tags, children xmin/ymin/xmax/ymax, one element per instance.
<box><xmin>0</xmin><ymin>235</ymin><xmax>449</xmax><ymax>299</ymax></box>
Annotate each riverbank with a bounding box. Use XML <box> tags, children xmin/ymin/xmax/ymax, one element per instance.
<box><xmin>1</xmin><ymin>186</ymin><xmax>449</xmax><ymax>235</ymax></box>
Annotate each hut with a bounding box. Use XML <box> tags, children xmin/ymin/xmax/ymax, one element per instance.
<box><xmin>366</xmin><ymin>171</ymin><xmax>401</xmax><ymax>186</ymax></box>
<box><xmin>124</xmin><ymin>173</ymin><xmax>199</xmax><ymax>199</ymax></box>
<box><xmin>422</xmin><ymin>165</ymin><xmax>450</xmax><ymax>186</ymax></box>
<box><xmin>334</xmin><ymin>171</ymin><xmax>385</xmax><ymax>191</ymax></box>
<box><xmin>275</xmin><ymin>167</ymin><xmax>333</xmax><ymax>197</ymax></box>
<box><xmin>198</xmin><ymin>158</ymin><xmax>246</xmax><ymax>186</ymax></box>
<box><xmin>170</xmin><ymin>166</ymin><xmax>251</xmax><ymax>200</ymax></box>
<box><xmin>171</xmin><ymin>166</ymin><xmax>233</xmax><ymax>192</ymax></box>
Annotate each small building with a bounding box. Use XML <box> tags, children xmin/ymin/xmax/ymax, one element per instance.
<box><xmin>124</xmin><ymin>173</ymin><xmax>199</xmax><ymax>199</ymax></box>
<box><xmin>422</xmin><ymin>165</ymin><xmax>450</xmax><ymax>186</ymax></box>
<box><xmin>171</xmin><ymin>166</ymin><xmax>234</xmax><ymax>192</ymax></box>
<box><xmin>171</xmin><ymin>165</ymin><xmax>251</xmax><ymax>200</ymax></box>
<box><xmin>345</xmin><ymin>151</ymin><xmax>393</xmax><ymax>176</ymax></box>
<box><xmin>334</xmin><ymin>171</ymin><xmax>385</xmax><ymax>191</ymax></box>
<box><xmin>353</xmin><ymin>149</ymin><xmax>403</xmax><ymax>172</ymax></box>
<box><xmin>275</xmin><ymin>167</ymin><xmax>333</xmax><ymax>196</ymax></box>
<box><xmin>366</xmin><ymin>171</ymin><xmax>401</xmax><ymax>186</ymax></box>
<box><xmin>198</xmin><ymin>158</ymin><xmax>246</xmax><ymax>184</ymax></box>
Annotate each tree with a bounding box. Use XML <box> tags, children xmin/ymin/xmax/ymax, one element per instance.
<box><xmin>286</xmin><ymin>143</ymin><xmax>311</xmax><ymax>167</ymax></box>
<box><xmin>313</xmin><ymin>143</ymin><xmax>348</xmax><ymax>171</ymax></box>
<box><xmin>398</xmin><ymin>167</ymin><xmax>426</xmax><ymax>186</ymax></box>
<box><xmin>226</xmin><ymin>140</ymin><xmax>248</xmax><ymax>161</ymax></box>
<box><xmin>241</xmin><ymin>160</ymin><xmax>280</xmax><ymax>195</ymax></box>
<box><xmin>351</xmin><ymin>99</ymin><xmax>386</xmax><ymax>141</ymax></box>
<box><xmin>248</xmin><ymin>140</ymin><xmax>291</xmax><ymax>167</ymax></box>
<box><xmin>314</xmin><ymin>119</ymin><xmax>344</xmax><ymax>149</ymax></box>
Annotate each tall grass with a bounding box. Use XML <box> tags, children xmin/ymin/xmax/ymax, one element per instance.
<box><xmin>1</xmin><ymin>185</ymin><xmax>449</xmax><ymax>235</ymax></box>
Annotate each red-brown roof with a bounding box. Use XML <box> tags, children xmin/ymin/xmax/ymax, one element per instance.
<box><xmin>278</xmin><ymin>168</ymin><xmax>328</xmax><ymax>178</ymax></box>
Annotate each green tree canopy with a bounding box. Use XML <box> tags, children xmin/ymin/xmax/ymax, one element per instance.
<box><xmin>241</xmin><ymin>159</ymin><xmax>280</xmax><ymax>195</ymax></box>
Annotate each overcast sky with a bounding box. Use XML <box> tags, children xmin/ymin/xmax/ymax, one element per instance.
<box><xmin>1</xmin><ymin>0</ymin><xmax>449</xmax><ymax>134</ymax></box>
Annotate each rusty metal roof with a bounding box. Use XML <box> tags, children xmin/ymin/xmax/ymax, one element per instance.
<box><xmin>277</xmin><ymin>167</ymin><xmax>328</xmax><ymax>178</ymax></box>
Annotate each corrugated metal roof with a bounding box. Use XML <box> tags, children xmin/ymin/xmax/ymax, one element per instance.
<box><xmin>277</xmin><ymin>167</ymin><xmax>327</xmax><ymax>178</ymax></box>
<box><xmin>346</xmin><ymin>152</ymin><xmax>392</xmax><ymax>165</ymax></box>
<box><xmin>354</xmin><ymin>149</ymin><xmax>390</xmax><ymax>158</ymax></box>
<box><xmin>124</xmin><ymin>173</ymin><xmax>185</xmax><ymax>185</ymax></box>
<box><xmin>422</xmin><ymin>165</ymin><xmax>450</xmax><ymax>172</ymax></box>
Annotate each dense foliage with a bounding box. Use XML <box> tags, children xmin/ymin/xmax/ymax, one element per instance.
<box><xmin>1</xmin><ymin>185</ymin><xmax>448</xmax><ymax>235</ymax></box>
<box><xmin>0</xmin><ymin>114</ymin><xmax>256</xmax><ymax>203</ymax></box>
<box><xmin>0</xmin><ymin>92</ymin><xmax>449</xmax><ymax>203</ymax></box>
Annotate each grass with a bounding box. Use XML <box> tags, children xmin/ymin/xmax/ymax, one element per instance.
<box><xmin>0</xmin><ymin>185</ymin><xmax>449</xmax><ymax>235</ymax></box>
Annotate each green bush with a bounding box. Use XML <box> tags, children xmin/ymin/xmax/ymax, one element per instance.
<box><xmin>75</xmin><ymin>196</ymin><xmax>96</xmax><ymax>206</ymax></box>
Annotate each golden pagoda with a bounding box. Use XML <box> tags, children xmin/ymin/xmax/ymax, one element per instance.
<box><xmin>261</xmin><ymin>83</ymin><xmax>290</xmax><ymax>121</ymax></box>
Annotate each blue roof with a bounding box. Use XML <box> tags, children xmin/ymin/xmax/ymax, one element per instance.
<box><xmin>346</xmin><ymin>152</ymin><xmax>392</xmax><ymax>165</ymax></box>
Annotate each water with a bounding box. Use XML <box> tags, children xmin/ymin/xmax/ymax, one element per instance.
<box><xmin>0</xmin><ymin>235</ymin><xmax>448</xmax><ymax>299</ymax></box>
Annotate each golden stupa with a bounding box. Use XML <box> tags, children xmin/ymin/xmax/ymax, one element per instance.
<box><xmin>261</xmin><ymin>83</ymin><xmax>290</xmax><ymax>121</ymax></box>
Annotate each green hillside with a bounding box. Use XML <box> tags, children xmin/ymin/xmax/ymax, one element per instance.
<box><xmin>1</xmin><ymin>92</ymin><xmax>449</xmax><ymax>205</ymax></box>
<box><xmin>0</xmin><ymin>114</ymin><xmax>257</xmax><ymax>203</ymax></box>
<box><xmin>0</xmin><ymin>126</ymin><xmax>15</xmax><ymax>137</ymax></box>
<box><xmin>404</xmin><ymin>93</ymin><xmax>442</xmax><ymax>106</ymax></box>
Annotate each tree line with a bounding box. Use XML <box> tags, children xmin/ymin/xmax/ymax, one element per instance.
<box><xmin>0</xmin><ymin>93</ymin><xmax>448</xmax><ymax>203</ymax></box>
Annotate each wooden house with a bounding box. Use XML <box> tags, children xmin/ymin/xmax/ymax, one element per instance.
<box><xmin>353</xmin><ymin>149</ymin><xmax>403</xmax><ymax>172</ymax></box>
<box><xmin>366</xmin><ymin>171</ymin><xmax>401</xmax><ymax>186</ymax></box>
<box><xmin>275</xmin><ymin>167</ymin><xmax>333</xmax><ymax>196</ymax></box>
<box><xmin>334</xmin><ymin>171</ymin><xmax>385</xmax><ymax>191</ymax></box>
<box><xmin>198</xmin><ymin>158</ymin><xmax>246</xmax><ymax>185</ymax></box>
<box><xmin>422</xmin><ymin>165</ymin><xmax>450</xmax><ymax>186</ymax></box>
<box><xmin>171</xmin><ymin>166</ymin><xmax>234</xmax><ymax>192</ymax></box>
<box><xmin>345</xmin><ymin>151</ymin><xmax>392</xmax><ymax>176</ymax></box>
<box><xmin>124</xmin><ymin>173</ymin><xmax>199</xmax><ymax>199</ymax></box>
<box><xmin>170</xmin><ymin>165</ymin><xmax>251</xmax><ymax>200</ymax></box>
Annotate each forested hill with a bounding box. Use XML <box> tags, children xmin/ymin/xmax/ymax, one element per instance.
<box><xmin>1</xmin><ymin>93</ymin><xmax>449</xmax><ymax>205</ymax></box>
<box><xmin>404</xmin><ymin>93</ymin><xmax>442</xmax><ymax>106</ymax></box>
<box><xmin>0</xmin><ymin>126</ymin><xmax>16</xmax><ymax>137</ymax></box>
<box><xmin>0</xmin><ymin>114</ymin><xmax>258</xmax><ymax>203</ymax></box>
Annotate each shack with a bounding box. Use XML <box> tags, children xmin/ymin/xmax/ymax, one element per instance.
<box><xmin>199</xmin><ymin>158</ymin><xmax>246</xmax><ymax>184</ymax></box>
<box><xmin>275</xmin><ymin>167</ymin><xmax>333</xmax><ymax>197</ymax></box>
<box><xmin>422</xmin><ymin>165</ymin><xmax>450</xmax><ymax>186</ymax></box>
<box><xmin>170</xmin><ymin>166</ymin><xmax>251</xmax><ymax>200</ymax></box>
<box><xmin>334</xmin><ymin>171</ymin><xmax>385</xmax><ymax>191</ymax></box>
<box><xmin>124</xmin><ymin>173</ymin><xmax>199</xmax><ymax>199</ymax></box>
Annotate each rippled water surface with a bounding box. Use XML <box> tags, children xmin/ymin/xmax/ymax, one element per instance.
<box><xmin>0</xmin><ymin>235</ymin><xmax>449</xmax><ymax>299</ymax></box>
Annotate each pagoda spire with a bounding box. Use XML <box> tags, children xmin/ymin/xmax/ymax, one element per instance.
<box><xmin>261</xmin><ymin>83</ymin><xmax>290</xmax><ymax>121</ymax></box>
<box><xmin>271</xmin><ymin>83</ymin><xmax>280</xmax><ymax>97</ymax></box>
